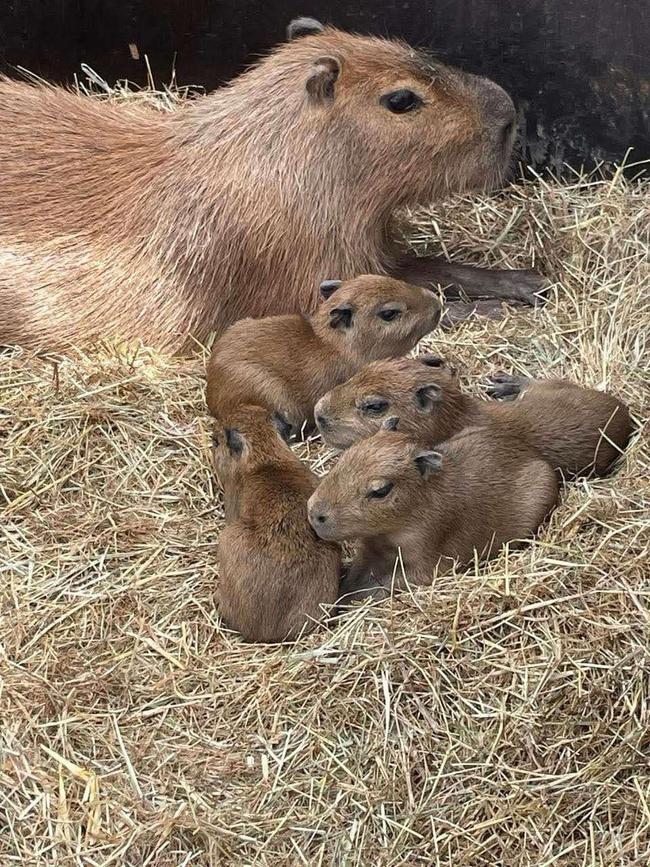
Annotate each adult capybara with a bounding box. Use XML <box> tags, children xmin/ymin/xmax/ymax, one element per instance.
<box><xmin>315</xmin><ymin>358</ymin><xmax>632</xmax><ymax>477</ymax></box>
<box><xmin>206</xmin><ymin>274</ymin><xmax>441</xmax><ymax>434</ymax></box>
<box><xmin>213</xmin><ymin>404</ymin><xmax>341</xmax><ymax>643</ymax></box>
<box><xmin>0</xmin><ymin>17</ymin><xmax>546</xmax><ymax>352</ymax></box>
<box><xmin>308</xmin><ymin>421</ymin><xmax>558</xmax><ymax>600</ymax></box>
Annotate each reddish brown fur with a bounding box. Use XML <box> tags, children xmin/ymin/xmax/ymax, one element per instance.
<box><xmin>213</xmin><ymin>405</ymin><xmax>341</xmax><ymax>642</ymax></box>
<box><xmin>308</xmin><ymin>425</ymin><xmax>558</xmax><ymax>598</ymax></box>
<box><xmin>316</xmin><ymin>359</ymin><xmax>632</xmax><ymax>477</ymax></box>
<box><xmin>206</xmin><ymin>275</ymin><xmax>441</xmax><ymax>431</ymax></box>
<box><xmin>0</xmin><ymin>25</ymin><xmax>514</xmax><ymax>351</ymax></box>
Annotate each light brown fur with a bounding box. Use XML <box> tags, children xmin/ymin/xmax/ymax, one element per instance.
<box><xmin>0</xmin><ymin>24</ymin><xmax>516</xmax><ymax>352</ymax></box>
<box><xmin>316</xmin><ymin>359</ymin><xmax>632</xmax><ymax>477</ymax></box>
<box><xmin>308</xmin><ymin>425</ymin><xmax>558</xmax><ymax>599</ymax></box>
<box><xmin>213</xmin><ymin>405</ymin><xmax>341</xmax><ymax>642</ymax></box>
<box><xmin>206</xmin><ymin>275</ymin><xmax>441</xmax><ymax>432</ymax></box>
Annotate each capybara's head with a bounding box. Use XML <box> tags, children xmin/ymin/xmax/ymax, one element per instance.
<box><xmin>308</xmin><ymin>422</ymin><xmax>442</xmax><ymax>542</ymax></box>
<box><xmin>271</xmin><ymin>18</ymin><xmax>517</xmax><ymax>205</ymax></box>
<box><xmin>315</xmin><ymin>355</ymin><xmax>464</xmax><ymax>448</ymax></box>
<box><xmin>313</xmin><ymin>275</ymin><xmax>441</xmax><ymax>360</ymax></box>
<box><xmin>212</xmin><ymin>404</ymin><xmax>293</xmax><ymax>488</ymax></box>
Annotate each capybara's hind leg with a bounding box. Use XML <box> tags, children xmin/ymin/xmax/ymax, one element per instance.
<box><xmin>390</xmin><ymin>254</ymin><xmax>548</xmax><ymax>308</ymax></box>
<box><xmin>485</xmin><ymin>372</ymin><xmax>532</xmax><ymax>400</ymax></box>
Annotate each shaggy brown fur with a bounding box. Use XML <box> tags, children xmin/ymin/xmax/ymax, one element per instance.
<box><xmin>308</xmin><ymin>424</ymin><xmax>558</xmax><ymax>599</ymax></box>
<box><xmin>206</xmin><ymin>275</ymin><xmax>441</xmax><ymax>433</ymax></box>
<box><xmin>316</xmin><ymin>359</ymin><xmax>632</xmax><ymax>477</ymax></box>
<box><xmin>213</xmin><ymin>404</ymin><xmax>341</xmax><ymax>643</ymax></box>
<box><xmin>0</xmin><ymin>21</ymin><xmax>529</xmax><ymax>352</ymax></box>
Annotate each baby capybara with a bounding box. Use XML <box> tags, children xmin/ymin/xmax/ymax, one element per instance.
<box><xmin>213</xmin><ymin>404</ymin><xmax>340</xmax><ymax>643</ymax></box>
<box><xmin>315</xmin><ymin>358</ymin><xmax>632</xmax><ymax>477</ymax></box>
<box><xmin>308</xmin><ymin>421</ymin><xmax>558</xmax><ymax>600</ymax></box>
<box><xmin>206</xmin><ymin>275</ymin><xmax>441</xmax><ymax>435</ymax></box>
<box><xmin>0</xmin><ymin>18</ymin><xmax>543</xmax><ymax>351</ymax></box>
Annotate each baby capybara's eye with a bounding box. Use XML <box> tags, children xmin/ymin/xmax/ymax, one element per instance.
<box><xmin>367</xmin><ymin>482</ymin><xmax>395</xmax><ymax>499</ymax></box>
<box><xmin>361</xmin><ymin>399</ymin><xmax>389</xmax><ymax>416</ymax></box>
<box><xmin>379</xmin><ymin>89</ymin><xmax>422</xmax><ymax>114</ymax></box>
<box><xmin>378</xmin><ymin>309</ymin><xmax>401</xmax><ymax>322</ymax></box>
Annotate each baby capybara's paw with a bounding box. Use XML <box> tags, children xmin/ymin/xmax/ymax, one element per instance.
<box><xmin>485</xmin><ymin>372</ymin><xmax>531</xmax><ymax>400</ymax></box>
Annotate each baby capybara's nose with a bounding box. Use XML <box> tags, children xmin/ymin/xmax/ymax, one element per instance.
<box><xmin>307</xmin><ymin>497</ymin><xmax>331</xmax><ymax>535</ymax></box>
<box><xmin>315</xmin><ymin>412</ymin><xmax>330</xmax><ymax>432</ymax></box>
<box><xmin>475</xmin><ymin>76</ymin><xmax>517</xmax><ymax>146</ymax></box>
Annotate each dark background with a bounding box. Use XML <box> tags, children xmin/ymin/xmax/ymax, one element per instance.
<box><xmin>0</xmin><ymin>1</ymin><xmax>648</xmax><ymax>173</ymax></box>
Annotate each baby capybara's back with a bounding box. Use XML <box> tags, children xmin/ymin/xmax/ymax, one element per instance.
<box><xmin>436</xmin><ymin>426</ymin><xmax>559</xmax><ymax>561</ymax></box>
<box><xmin>213</xmin><ymin>406</ymin><xmax>340</xmax><ymax>643</ymax></box>
<box><xmin>490</xmin><ymin>377</ymin><xmax>632</xmax><ymax>476</ymax></box>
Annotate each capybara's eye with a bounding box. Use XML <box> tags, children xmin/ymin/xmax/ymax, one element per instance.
<box><xmin>378</xmin><ymin>308</ymin><xmax>401</xmax><ymax>322</ymax></box>
<box><xmin>361</xmin><ymin>399</ymin><xmax>389</xmax><ymax>416</ymax></box>
<box><xmin>367</xmin><ymin>481</ymin><xmax>394</xmax><ymax>499</ymax></box>
<box><xmin>380</xmin><ymin>89</ymin><xmax>422</xmax><ymax>114</ymax></box>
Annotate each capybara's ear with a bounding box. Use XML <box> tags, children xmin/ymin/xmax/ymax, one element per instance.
<box><xmin>287</xmin><ymin>17</ymin><xmax>325</xmax><ymax>40</ymax></box>
<box><xmin>225</xmin><ymin>427</ymin><xmax>244</xmax><ymax>457</ymax></box>
<box><xmin>319</xmin><ymin>279</ymin><xmax>342</xmax><ymax>300</ymax></box>
<box><xmin>329</xmin><ymin>304</ymin><xmax>353</xmax><ymax>329</ymax></box>
<box><xmin>420</xmin><ymin>354</ymin><xmax>445</xmax><ymax>368</ymax></box>
<box><xmin>306</xmin><ymin>56</ymin><xmax>340</xmax><ymax>103</ymax></box>
<box><xmin>382</xmin><ymin>416</ymin><xmax>399</xmax><ymax>432</ymax></box>
<box><xmin>272</xmin><ymin>411</ymin><xmax>293</xmax><ymax>443</ymax></box>
<box><xmin>414</xmin><ymin>450</ymin><xmax>443</xmax><ymax>479</ymax></box>
<box><xmin>415</xmin><ymin>383</ymin><xmax>442</xmax><ymax>412</ymax></box>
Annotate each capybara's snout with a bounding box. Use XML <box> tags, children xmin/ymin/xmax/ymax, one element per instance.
<box><xmin>474</xmin><ymin>76</ymin><xmax>517</xmax><ymax>151</ymax></box>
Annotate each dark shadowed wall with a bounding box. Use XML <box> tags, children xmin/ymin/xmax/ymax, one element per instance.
<box><xmin>0</xmin><ymin>1</ymin><xmax>648</xmax><ymax>172</ymax></box>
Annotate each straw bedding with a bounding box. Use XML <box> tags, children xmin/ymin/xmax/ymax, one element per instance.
<box><xmin>0</xmin><ymin>86</ymin><xmax>648</xmax><ymax>865</ymax></box>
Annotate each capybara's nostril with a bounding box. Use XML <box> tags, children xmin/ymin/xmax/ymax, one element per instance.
<box><xmin>316</xmin><ymin>513</ymin><xmax>328</xmax><ymax>524</ymax></box>
<box><xmin>500</xmin><ymin>118</ymin><xmax>516</xmax><ymax>147</ymax></box>
<box><xmin>315</xmin><ymin>413</ymin><xmax>330</xmax><ymax>431</ymax></box>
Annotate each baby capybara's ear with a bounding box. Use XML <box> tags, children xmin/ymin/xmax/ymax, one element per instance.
<box><xmin>225</xmin><ymin>427</ymin><xmax>244</xmax><ymax>457</ymax></box>
<box><xmin>272</xmin><ymin>411</ymin><xmax>293</xmax><ymax>444</ymax></box>
<box><xmin>287</xmin><ymin>17</ymin><xmax>325</xmax><ymax>40</ymax></box>
<box><xmin>420</xmin><ymin>354</ymin><xmax>446</xmax><ymax>368</ymax></box>
<box><xmin>329</xmin><ymin>304</ymin><xmax>353</xmax><ymax>329</ymax></box>
<box><xmin>319</xmin><ymin>279</ymin><xmax>342</xmax><ymax>300</ymax></box>
<box><xmin>415</xmin><ymin>383</ymin><xmax>443</xmax><ymax>411</ymax></box>
<box><xmin>414</xmin><ymin>450</ymin><xmax>443</xmax><ymax>480</ymax></box>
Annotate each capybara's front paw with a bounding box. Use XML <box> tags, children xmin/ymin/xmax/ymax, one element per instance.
<box><xmin>485</xmin><ymin>372</ymin><xmax>531</xmax><ymax>400</ymax></box>
<box><xmin>501</xmin><ymin>269</ymin><xmax>549</xmax><ymax>307</ymax></box>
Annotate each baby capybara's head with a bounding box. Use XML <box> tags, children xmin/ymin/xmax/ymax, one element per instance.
<box><xmin>212</xmin><ymin>404</ymin><xmax>293</xmax><ymax>489</ymax></box>
<box><xmin>269</xmin><ymin>18</ymin><xmax>517</xmax><ymax>204</ymax></box>
<box><xmin>308</xmin><ymin>422</ymin><xmax>443</xmax><ymax>542</ymax></box>
<box><xmin>315</xmin><ymin>355</ymin><xmax>461</xmax><ymax>448</ymax></box>
<box><xmin>313</xmin><ymin>275</ymin><xmax>441</xmax><ymax>360</ymax></box>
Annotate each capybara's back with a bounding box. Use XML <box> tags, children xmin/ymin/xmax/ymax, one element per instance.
<box><xmin>434</xmin><ymin>426</ymin><xmax>559</xmax><ymax>561</ymax></box>
<box><xmin>218</xmin><ymin>481</ymin><xmax>341</xmax><ymax>642</ymax></box>
<box><xmin>0</xmin><ymin>19</ymin><xmax>516</xmax><ymax>351</ymax></box>
<box><xmin>489</xmin><ymin>377</ymin><xmax>633</xmax><ymax>476</ymax></box>
<box><xmin>213</xmin><ymin>405</ymin><xmax>340</xmax><ymax>643</ymax></box>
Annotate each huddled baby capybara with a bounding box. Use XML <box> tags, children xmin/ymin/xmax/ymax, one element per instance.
<box><xmin>315</xmin><ymin>357</ymin><xmax>632</xmax><ymax>477</ymax></box>
<box><xmin>0</xmin><ymin>18</ymin><xmax>544</xmax><ymax>351</ymax></box>
<box><xmin>213</xmin><ymin>404</ymin><xmax>341</xmax><ymax>642</ymax></box>
<box><xmin>206</xmin><ymin>275</ymin><xmax>441</xmax><ymax>435</ymax></box>
<box><xmin>308</xmin><ymin>421</ymin><xmax>558</xmax><ymax>600</ymax></box>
